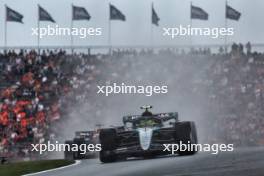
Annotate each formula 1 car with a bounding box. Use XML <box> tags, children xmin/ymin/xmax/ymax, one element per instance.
<box><xmin>99</xmin><ymin>106</ymin><xmax>198</xmax><ymax>163</ymax></box>
<box><xmin>64</xmin><ymin>131</ymin><xmax>99</xmax><ymax>160</ymax></box>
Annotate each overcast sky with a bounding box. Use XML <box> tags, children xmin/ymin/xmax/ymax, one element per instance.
<box><xmin>0</xmin><ymin>0</ymin><xmax>263</xmax><ymax>47</ymax></box>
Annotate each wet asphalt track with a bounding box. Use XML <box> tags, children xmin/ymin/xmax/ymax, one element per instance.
<box><xmin>32</xmin><ymin>147</ymin><xmax>264</xmax><ymax>176</ymax></box>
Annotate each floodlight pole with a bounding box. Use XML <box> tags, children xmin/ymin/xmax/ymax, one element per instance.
<box><xmin>190</xmin><ymin>2</ymin><xmax>193</xmax><ymax>51</ymax></box>
<box><xmin>37</xmin><ymin>4</ymin><xmax>40</xmax><ymax>55</ymax></box>
<box><xmin>151</xmin><ymin>2</ymin><xmax>154</xmax><ymax>47</ymax></box>
<box><xmin>224</xmin><ymin>0</ymin><xmax>228</xmax><ymax>54</ymax></box>
<box><xmin>108</xmin><ymin>3</ymin><xmax>112</xmax><ymax>55</ymax></box>
<box><xmin>71</xmin><ymin>4</ymin><xmax>74</xmax><ymax>54</ymax></box>
<box><xmin>4</xmin><ymin>4</ymin><xmax>7</xmax><ymax>51</ymax></box>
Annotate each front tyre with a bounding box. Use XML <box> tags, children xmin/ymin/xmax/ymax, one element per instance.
<box><xmin>64</xmin><ymin>140</ymin><xmax>74</xmax><ymax>160</ymax></box>
<box><xmin>99</xmin><ymin>150</ymin><xmax>117</xmax><ymax>163</ymax></box>
<box><xmin>99</xmin><ymin>129</ymin><xmax>117</xmax><ymax>163</ymax></box>
<box><xmin>175</xmin><ymin>121</ymin><xmax>198</xmax><ymax>156</ymax></box>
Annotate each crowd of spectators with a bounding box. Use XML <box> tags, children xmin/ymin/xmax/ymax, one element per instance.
<box><xmin>0</xmin><ymin>42</ymin><xmax>263</xmax><ymax>160</ymax></box>
<box><xmin>0</xmin><ymin>50</ymin><xmax>97</xmax><ymax>160</ymax></box>
<box><xmin>207</xmin><ymin>43</ymin><xmax>264</xmax><ymax>146</ymax></box>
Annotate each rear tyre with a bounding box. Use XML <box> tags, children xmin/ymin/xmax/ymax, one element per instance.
<box><xmin>64</xmin><ymin>140</ymin><xmax>74</xmax><ymax>160</ymax></box>
<box><xmin>99</xmin><ymin>129</ymin><xmax>117</xmax><ymax>163</ymax></box>
<box><xmin>72</xmin><ymin>138</ymin><xmax>85</xmax><ymax>159</ymax></box>
<box><xmin>174</xmin><ymin>121</ymin><xmax>198</xmax><ymax>156</ymax></box>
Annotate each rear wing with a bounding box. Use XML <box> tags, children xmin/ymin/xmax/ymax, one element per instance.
<box><xmin>75</xmin><ymin>131</ymin><xmax>94</xmax><ymax>138</ymax></box>
<box><xmin>123</xmin><ymin>112</ymin><xmax>179</xmax><ymax>124</ymax></box>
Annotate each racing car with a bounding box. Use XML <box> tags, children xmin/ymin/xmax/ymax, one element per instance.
<box><xmin>99</xmin><ymin>106</ymin><xmax>198</xmax><ymax>163</ymax></box>
<box><xmin>64</xmin><ymin>131</ymin><xmax>99</xmax><ymax>160</ymax></box>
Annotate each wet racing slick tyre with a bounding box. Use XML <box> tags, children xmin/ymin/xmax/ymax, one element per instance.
<box><xmin>99</xmin><ymin>129</ymin><xmax>117</xmax><ymax>163</ymax></box>
<box><xmin>174</xmin><ymin>121</ymin><xmax>198</xmax><ymax>156</ymax></box>
<box><xmin>72</xmin><ymin>138</ymin><xmax>85</xmax><ymax>159</ymax></box>
<box><xmin>64</xmin><ymin>140</ymin><xmax>74</xmax><ymax>160</ymax></box>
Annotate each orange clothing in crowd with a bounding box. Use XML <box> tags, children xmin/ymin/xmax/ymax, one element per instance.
<box><xmin>21</xmin><ymin>119</ymin><xmax>28</xmax><ymax>128</ymax></box>
<box><xmin>1</xmin><ymin>88</ymin><xmax>14</xmax><ymax>98</ymax></box>
<box><xmin>17</xmin><ymin>100</ymin><xmax>31</xmax><ymax>107</ymax></box>
<box><xmin>13</xmin><ymin>101</ymin><xmax>31</xmax><ymax>117</ymax></box>
<box><xmin>17</xmin><ymin>112</ymin><xmax>26</xmax><ymax>120</ymax></box>
<box><xmin>13</xmin><ymin>105</ymin><xmax>23</xmax><ymax>115</ymax></box>
<box><xmin>0</xmin><ymin>111</ymin><xmax>9</xmax><ymax>126</ymax></box>
<box><xmin>22</xmin><ymin>72</ymin><xmax>34</xmax><ymax>85</ymax></box>
<box><xmin>36</xmin><ymin>111</ymin><xmax>45</xmax><ymax>124</ymax></box>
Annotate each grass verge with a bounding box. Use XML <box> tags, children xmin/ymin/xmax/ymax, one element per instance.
<box><xmin>0</xmin><ymin>159</ymin><xmax>75</xmax><ymax>176</ymax></box>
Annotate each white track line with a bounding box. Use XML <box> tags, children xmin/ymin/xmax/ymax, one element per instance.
<box><xmin>22</xmin><ymin>160</ymin><xmax>82</xmax><ymax>176</ymax></box>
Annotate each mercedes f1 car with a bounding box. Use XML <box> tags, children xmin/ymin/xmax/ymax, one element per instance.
<box><xmin>99</xmin><ymin>106</ymin><xmax>198</xmax><ymax>163</ymax></box>
<box><xmin>64</xmin><ymin>131</ymin><xmax>99</xmax><ymax>160</ymax></box>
